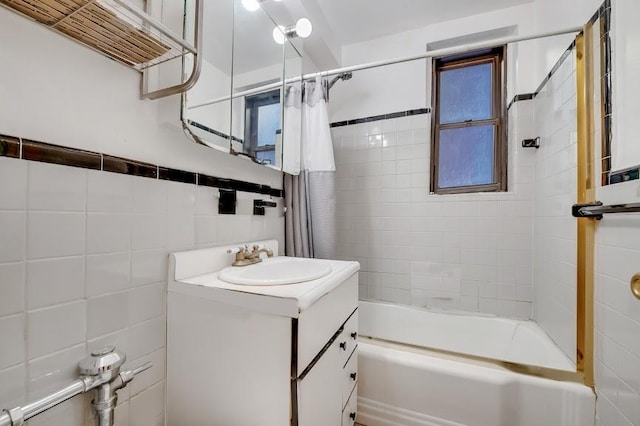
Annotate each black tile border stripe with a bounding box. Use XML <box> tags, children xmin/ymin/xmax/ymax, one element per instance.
<box><xmin>507</xmin><ymin>93</ymin><xmax>536</xmax><ymax>110</ymax></box>
<box><xmin>330</xmin><ymin>108</ymin><xmax>430</xmax><ymax>128</ymax></box>
<box><xmin>507</xmin><ymin>40</ymin><xmax>578</xmax><ymax>111</ymax></box>
<box><xmin>158</xmin><ymin>167</ymin><xmax>197</xmax><ymax>185</ymax></box>
<box><xmin>597</xmin><ymin>0</ymin><xmax>614</xmax><ymax>185</ymax></box>
<box><xmin>198</xmin><ymin>174</ymin><xmax>281</xmax><ymax>197</ymax></box>
<box><xmin>589</xmin><ymin>0</ymin><xmax>610</xmax><ymax>26</ymax></box>
<box><xmin>0</xmin><ymin>133</ymin><xmax>283</xmax><ymax>198</ymax></box>
<box><xmin>103</xmin><ymin>155</ymin><xmax>157</xmax><ymax>178</ymax></box>
<box><xmin>187</xmin><ymin>119</ymin><xmax>244</xmax><ymax>144</ymax></box>
<box><xmin>22</xmin><ymin>139</ymin><xmax>102</xmax><ymax>170</ymax></box>
<box><xmin>0</xmin><ymin>135</ymin><xmax>21</xmax><ymax>158</ymax></box>
<box><xmin>328</xmin><ymin>40</ymin><xmax>576</xmax><ymax>121</ymax></box>
<box><xmin>507</xmin><ymin>1</ymin><xmax>624</xmax><ymax>187</ymax></box>
<box><xmin>534</xmin><ymin>40</ymin><xmax>577</xmax><ymax>95</ymax></box>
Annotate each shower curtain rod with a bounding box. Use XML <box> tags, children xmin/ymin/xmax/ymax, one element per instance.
<box><xmin>189</xmin><ymin>25</ymin><xmax>583</xmax><ymax>110</ymax></box>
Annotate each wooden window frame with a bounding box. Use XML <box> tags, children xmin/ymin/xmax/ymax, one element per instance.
<box><xmin>430</xmin><ymin>47</ymin><xmax>507</xmax><ymax>194</ymax></box>
<box><xmin>244</xmin><ymin>89</ymin><xmax>280</xmax><ymax>164</ymax></box>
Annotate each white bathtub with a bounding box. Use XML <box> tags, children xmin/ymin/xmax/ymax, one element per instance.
<box><xmin>359</xmin><ymin>301</ymin><xmax>574</xmax><ymax>371</ymax></box>
<box><xmin>357</xmin><ymin>302</ymin><xmax>595</xmax><ymax>426</ymax></box>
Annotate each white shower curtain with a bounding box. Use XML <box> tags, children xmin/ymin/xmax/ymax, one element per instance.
<box><xmin>285</xmin><ymin>76</ymin><xmax>337</xmax><ymax>259</ymax></box>
<box><xmin>282</xmin><ymin>83</ymin><xmax>301</xmax><ymax>175</ymax></box>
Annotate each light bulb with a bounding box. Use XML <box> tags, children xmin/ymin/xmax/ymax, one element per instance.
<box><xmin>241</xmin><ymin>0</ymin><xmax>260</xmax><ymax>12</ymax></box>
<box><xmin>295</xmin><ymin>18</ymin><xmax>312</xmax><ymax>38</ymax></box>
<box><xmin>272</xmin><ymin>25</ymin><xmax>286</xmax><ymax>44</ymax></box>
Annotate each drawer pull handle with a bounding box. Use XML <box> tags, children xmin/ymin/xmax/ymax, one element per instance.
<box><xmin>350</xmin><ymin>332</ymin><xmax>357</xmax><ymax>339</ymax></box>
<box><xmin>349</xmin><ymin>412</ymin><xmax>356</xmax><ymax>420</ymax></box>
<box><xmin>350</xmin><ymin>372</ymin><xmax>357</xmax><ymax>381</ymax></box>
<box><xmin>339</xmin><ymin>341</ymin><xmax>347</xmax><ymax>350</ymax></box>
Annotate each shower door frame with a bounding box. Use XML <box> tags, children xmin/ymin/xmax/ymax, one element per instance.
<box><xmin>575</xmin><ymin>27</ymin><xmax>596</xmax><ymax>388</ymax></box>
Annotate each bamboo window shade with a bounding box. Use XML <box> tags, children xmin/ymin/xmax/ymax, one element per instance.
<box><xmin>1</xmin><ymin>0</ymin><xmax>176</xmax><ymax>69</ymax></box>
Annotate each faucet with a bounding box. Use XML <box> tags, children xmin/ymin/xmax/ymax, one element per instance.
<box><xmin>228</xmin><ymin>245</ymin><xmax>274</xmax><ymax>267</ymax></box>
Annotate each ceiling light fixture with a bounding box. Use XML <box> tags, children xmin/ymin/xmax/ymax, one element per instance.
<box><xmin>272</xmin><ymin>18</ymin><xmax>313</xmax><ymax>44</ymax></box>
<box><xmin>241</xmin><ymin>0</ymin><xmax>261</xmax><ymax>12</ymax></box>
<box><xmin>242</xmin><ymin>0</ymin><xmax>281</xmax><ymax>12</ymax></box>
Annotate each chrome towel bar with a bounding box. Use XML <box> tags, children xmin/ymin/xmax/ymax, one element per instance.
<box><xmin>572</xmin><ymin>201</ymin><xmax>640</xmax><ymax>219</ymax></box>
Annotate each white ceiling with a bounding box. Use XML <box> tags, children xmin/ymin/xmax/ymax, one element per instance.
<box><xmin>198</xmin><ymin>0</ymin><xmax>536</xmax><ymax>76</ymax></box>
<box><xmin>313</xmin><ymin>0</ymin><xmax>535</xmax><ymax>45</ymax></box>
<box><xmin>201</xmin><ymin>0</ymin><xmax>286</xmax><ymax>75</ymax></box>
<box><xmin>260</xmin><ymin>0</ymin><xmax>537</xmax><ymax>69</ymax></box>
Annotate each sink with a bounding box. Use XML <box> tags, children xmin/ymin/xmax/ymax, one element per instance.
<box><xmin>218</xmin><ymin>257</ymin><xmax>332</xmax><ymax>286</ymax></box>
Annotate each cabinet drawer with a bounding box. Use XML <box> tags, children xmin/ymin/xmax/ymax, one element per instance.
<box><xmin>297</xmin><ymin>337</ymin><xmax>342</xmax><ymax>426</ymax></box>
<box><xmin>298</xmin><ymin>273</ymin><xmax>358</xmax><ymax>372</ymax></box>
<box><xmin>337</xmin><ymin>309</ymin><xmax>358</xmax><ymax>367</ymax></box>
<box><xmin>342</xmin><ymin>383</ymin><xmax>358</xmax><ymax>426</ymax></box>
<box><xmin>342</xmin><ymin>347</ymin><xmax>358</xmax><ymax>409</ymax></box>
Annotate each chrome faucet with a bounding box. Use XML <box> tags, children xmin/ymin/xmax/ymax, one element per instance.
<box><xmin>228</xmin><ymin>245</ymin><xmax>274</xmax><ymax>267</ymax></box>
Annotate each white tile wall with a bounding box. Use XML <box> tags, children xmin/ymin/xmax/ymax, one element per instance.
<box><xmin>594</xmin><ymin>180</ymin><xmax>640</xmax><ymax>426</ymax></box>
<box><xmin>27</xmin><ymin>212</ymin><xmax>86</xmax><ymax>259</ymax></box>
<box><xmin>532</xmin><ymin>49</ymin><xmax>578</xmax><ymax>364</ymax></box>
<box><xmin>332</xmin><ymin>110</ymin><xmax>536</xmax><ymax>318</ymax></box>
<box><xmin>26</xmin><ymin>257</ymin><xmax>85</xmax><ymax>309</ymax></box>
<box><xmin>0</xmin><ymin>157</ymin><xmax>284</xmax><ymax>425</ymax></box>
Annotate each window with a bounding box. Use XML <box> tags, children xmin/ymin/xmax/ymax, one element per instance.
<box><xmin>431</xmin><ymin>47</ymin><xmax>506</xmax><ymax>194</ymax></box>
<box><xmin>244</xmin><ymin>90</ymin><xmax>281</xmax><ymax>165</ymax></box>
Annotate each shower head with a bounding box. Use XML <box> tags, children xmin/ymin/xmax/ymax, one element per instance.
<box><xmin>328</xmin><ymin>72</ymin><xmax>354</xmax><ymax>90</ymax></box>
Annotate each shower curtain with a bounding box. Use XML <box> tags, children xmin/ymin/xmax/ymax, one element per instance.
<box><xmin>284</xmin><ymin>76</ymin><xmax>337</xmax><ymax>259</ymax></box>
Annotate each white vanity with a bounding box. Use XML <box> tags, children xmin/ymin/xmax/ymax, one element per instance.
<box><xmin>167</xmin><ymin>240</ymin><xmax>359</xmax><ymax>425</ymax></box>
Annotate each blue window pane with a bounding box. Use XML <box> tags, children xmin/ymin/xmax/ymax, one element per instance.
<box><xmin>438</xmin><ymin>125</ymin><xmax>495</xmax><ymax>188</ymax></box>
<box><xmin>439</xmin><ymin>63</ymin><xmax>492</xmax><ymax>124</ymax></box>
<box><xmin>257</xmin><ymin>150</ymin><xmax>275</xmax><ymax>165</ymax></box>
<box><xmin>257</xmin><ymin>103</ymin><xmax>281</xmax><ymax>147</ymax></box>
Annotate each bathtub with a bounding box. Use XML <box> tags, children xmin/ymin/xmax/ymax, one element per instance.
<box><xmin>359</xmin><ymin>301</ymin><xmax>575</xmax><ymax>371</ymax></box>
<box><xmin>357</xmin><ymin>302</ymin><xmax>595</xmax><ymax>426</ymax></box>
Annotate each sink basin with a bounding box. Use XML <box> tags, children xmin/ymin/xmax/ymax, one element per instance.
<box><xmin>218</xmin><ymin>257</ymin><xmax>332</xmax><ymax>286</ymax></box>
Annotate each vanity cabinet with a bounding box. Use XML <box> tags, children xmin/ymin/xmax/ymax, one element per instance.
<box><xmin>167</xmin><ymin>242</ymin><xmax>359</xmax><ymax>426</ymax></box>
<box><xmin>297</xmin><ymin>309</ymin><xmax>359</xmax><ymax>426</ymax></box>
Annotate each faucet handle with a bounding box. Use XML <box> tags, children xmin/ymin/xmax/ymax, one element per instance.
<box><xmin>252</xmin><ymin>244</ymin><xmax>260</xmax><ymax>252</ymax></box>
<box><xmin>226</xmin><ymin>247</ymin><xmax>246</xmax><ymax>254</ymax></box>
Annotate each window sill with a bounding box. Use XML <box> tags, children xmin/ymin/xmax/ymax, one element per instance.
<box><xmin>426</xmin><ymin>191</ymin><xmax>520</xmax><ymax>202</ymax></box>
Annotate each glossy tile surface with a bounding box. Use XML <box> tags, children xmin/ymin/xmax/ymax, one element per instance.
<box><xmin>0</xmin><ymin>157</ymin><xmax>284</xmax><ymax>424</ymax></box>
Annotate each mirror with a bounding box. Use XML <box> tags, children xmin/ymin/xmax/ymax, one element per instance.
<box><xmin>282</xmin><ymin>41</ymin><xmax>303</xmax><ymax>174</ymax></box>
<box><xmin>183</xmin><ymin>0</ymin><xmax>234</xmax><ymax>153</ymax></box>
<box><xmin>182</xmin><ymin>0</ymin><xmax>303</xmax><ymax>171</ymax></box>
<box><xmin>230</xmin><ymin>0</ymin><xmax>286</xmax><ymax>168</ymax></box>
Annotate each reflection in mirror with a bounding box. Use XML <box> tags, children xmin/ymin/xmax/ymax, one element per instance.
<box><xmin>182</xmin><ymin>0</ymin><xmax>233</xmax><ymax>153</ymax></box>
<box><xmin>230</xmin><ymin>0</ymin><xmax>285</xmax><ymax>168</ymax></box>
<box><xmin>282</xmin><ymin>41</ymin><xmax>303</xmax><ymax>174</ymax></box>
<box><xmin>181</xmin><ymin>0</ymin><xmax>304</xmax><ymax>170</ymax></box>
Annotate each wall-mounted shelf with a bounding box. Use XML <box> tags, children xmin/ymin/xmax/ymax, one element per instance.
<box><xmin>0</xmin><ymin>0</ymin><xmax>202</xmax><ymax>100</ymax></box>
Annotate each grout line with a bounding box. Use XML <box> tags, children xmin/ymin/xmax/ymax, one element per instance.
<box><xmin>22</xmin><ymin>156</ymin><xmax>29</xmax><ymax>400</ymax></box>
<box><xmin>83</xmin><ymin>167</ymin><xmax>89</xmax><ymax>346</ymax></box>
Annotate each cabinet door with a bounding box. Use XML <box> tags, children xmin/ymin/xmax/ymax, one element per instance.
<box><xmin>297</xmin><ymin>337</ymin><xmax>342</xmax><ymax>426</ymax></box>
